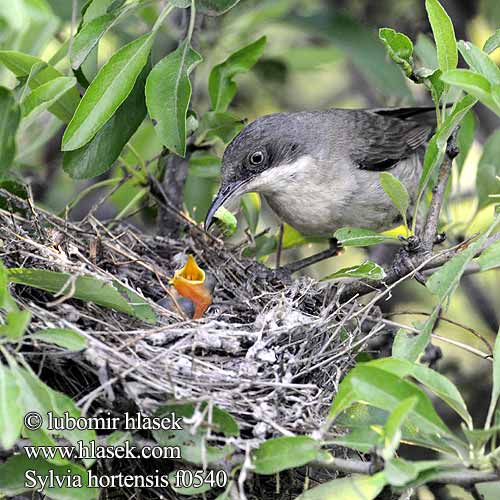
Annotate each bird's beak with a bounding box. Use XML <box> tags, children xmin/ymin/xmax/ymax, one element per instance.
<box><xmin>204</xmin><ymin>179</ymin><xmax>248</xmax><ymax>230</ymax></box>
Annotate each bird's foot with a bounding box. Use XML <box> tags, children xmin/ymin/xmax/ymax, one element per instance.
<box><xmin>398</xmin><ymin>234</ymin><xmax>422</xmax><ymax>253</ymax></box>
<box><xmin>280</xmin><ymin>238</ymin><xmax>342</xmax><ymax>274</ymax></box>
<box><xmin>434</xmin><ymin>232</ymin><xmax>446</xmax><ymax>245</ymax></box>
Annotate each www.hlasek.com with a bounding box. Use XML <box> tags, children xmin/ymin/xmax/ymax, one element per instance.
<box><xmin>22</xmin><ymin>410</ymin><xmax>229</xmax><ymax>491</ymax></box>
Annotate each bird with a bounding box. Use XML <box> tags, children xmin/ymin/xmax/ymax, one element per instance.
<box><xmin>204</xmin><ymin>106</ymin><xmax>438</xmax><ymax>271</ymax></box>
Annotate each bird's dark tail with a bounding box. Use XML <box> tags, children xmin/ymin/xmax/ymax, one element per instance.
<box><xmin>371</xmin><ymin>104</ymin><xmax>452</xmax><ymax>120</ymax></box>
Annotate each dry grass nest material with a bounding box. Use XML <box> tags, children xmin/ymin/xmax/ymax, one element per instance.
<box><xmin>0</xmin><ymin>191</ymin><xmax>386</xmax><ymax>440</ymax></box>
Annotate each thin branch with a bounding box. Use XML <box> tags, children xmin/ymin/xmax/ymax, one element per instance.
<box><xmin>339</xmin><ymin>232</ymin><xmax>500</xmax><ymax>302</ymax></box>
<box><xmin>420</xmin><ymin>153</ymin><xmax>454</xmax><ymax>252</ymax></box>
<box><xmin>310</xmin><ymin>458</ymin><xmax>500</xmax><ymax>486</ymax></box>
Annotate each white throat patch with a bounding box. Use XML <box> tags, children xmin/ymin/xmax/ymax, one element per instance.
<box><xmin>242</xmin><ymin>155</ymin><xmax>317</xmax><ymax>194</ymax></box>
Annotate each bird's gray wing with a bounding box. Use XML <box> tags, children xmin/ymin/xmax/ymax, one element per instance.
<box><xmin>347</xmin><ymin>109</ymin><xmax>433</xmax><ymax>171</ymax></box>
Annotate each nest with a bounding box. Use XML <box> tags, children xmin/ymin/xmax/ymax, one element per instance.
<box><xmin>0</xmin><ymin>190</ymin><xmax>386</xmax><ymax>442</ymax></box>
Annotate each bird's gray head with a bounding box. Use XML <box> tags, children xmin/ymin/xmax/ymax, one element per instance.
<box><xmin>204</xmin><ymin>112</ymin><xmax>310</xmax><ymax>229</ymax></box>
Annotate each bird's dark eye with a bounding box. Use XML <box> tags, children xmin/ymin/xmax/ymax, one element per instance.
<box><xmin>249</xmin><ymin>150</ymin><xmax>265</xmax><ymax>166</ymax></box>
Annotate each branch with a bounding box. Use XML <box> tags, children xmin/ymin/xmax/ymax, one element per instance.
<box><xmin>420</xmin><ymin>164</ymin><xmax>448</xmax><ymax>250</ymax></box>
<box><xmin>157</xmin><ymin>151</ymin><xmax>189</xmax><ymax>237</ymax></box>
<box><xmin>310</xmin><ymin>458</ymin><xmax>500</xmax><ymax>486</ymax></box>
<box><xmin>339</xmin><ymin>221</ymin><xmax>500</xmax><ymax>303</ymax></box>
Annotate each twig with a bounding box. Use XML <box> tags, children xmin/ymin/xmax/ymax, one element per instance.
<box><xmin>420</xmin><ymin>153</ymin><xmax>454</xmax><ymax>252</ymax></box>
<box><xmin>382</xmin><ymin>312</ymin><xmax>493</xmax><ymax>354</ymax></box>
<box><xmin>339</xmin><ymin>232</ymin><xmax>500</xmax><ymax>302</ymax></box>
<box><xmin>157</xmin><ymin>152</ymin><xmax>189</xmax><ymax>238</ymax></box>
<box><xmin>379</xmin><ymin>317</ymin><xmax>491</xmax><ymax>360</ymax></box>
<box><xmin>309</xmin><ymin>458</ymin><xmax>500</xmax><ymax>486</ymax></box>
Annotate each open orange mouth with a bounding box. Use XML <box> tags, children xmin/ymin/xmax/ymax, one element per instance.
<box><xmin>170</xmin><ymin>255</ymin><xmax>212</xmax><ymax>319</ymax></box>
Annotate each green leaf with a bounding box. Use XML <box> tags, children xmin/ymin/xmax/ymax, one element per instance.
<box><xmin>167</xmin><ymin>470</ymin><xmax>213</xmax><ymax>495</ymax></box>
<box><xmin>484</xmin><ymin>29</ymin><xmax>500</xmax><ymax>54</ymax></box>
<box><xmin>321</xmin><ymin>261</ymin><xmax>386</xmax><ymax>281</ymax></box>
<box><xmin>334</xmin><ymin>227</ymin><xmax>399</xmax><ymax>247</ymax></box>
<box><xmin>383</xmin><ymin>397</ymin><xmax>418</xmax><ymax>460</ymax></box>
<box><xmin>153</xmin><ymin>402</ymin><xmax>237</xmax><ymax>465</ymax></box>
<box><xmin>11</xmin><ymin>363</ymin><xmax>96</xmax><ymax>468</ymax></box>
<box><xmin>379</xmin><ymin>28</ymin><xmax>414</xmax><ymax>77</ymax></box>
<box><xmin>336</xmin><ymin>403</ymin><xmax>459</xmax><ymax>455</ymax></box>
<box><xmin>0</xmin><ymin>364</ymin><xmax>23</xmax><ymax>450</ymax></box>
<box><xmin>0</xmin><ymin>260</ymin><xmax>17</xmax><ymax>312</ymax></box>
<box><xmin>209</xmin><ymin>36</ymin><xmax>267</xmax><ymax>113</ymax></box>
<box><xmin>493</xmin><ymin>84</ymin><xmax>500</xmax><ymax>111</ymax></box>
<box><xmin>62</xmin><ymin>33</ymin><xmax>154</xmax><ymax>151</ymax></box>
<box><xmin>146</xmin><ymin>40</ymin><xmax>202</xmax><ymax>156</ymax></box>
<box><xmin>478</xmin><ymin>481</ymin><xmax>500</xmax><ymax>500</ymax></box>
<box><xmin>0</xmin><ymin>87</ymin><xmax>21</xmax><ymax>174</ymax></box>
<box><xmin>213</xmin><ymin>206</ymin><xmax>237</xmax><ymax>236</ymax></box>
<box><xmin>425</xmin><ymin>0</ymin><xmax>457</xmax><ymax>73</ymax></box>
<box><xmin>23</xmin><ymin>427</ymin><xmax>70</xmax><ymax>466</ymax></box>
<box><xmin>455</xmin><ymin>110</ymin><xmax>475</xmax><ymax>172</ymax></box>
<box><xmin>372</xmin><ymin>357</ymin><xmax>472</xmax><ymax>427</ymax></box>
<box><xmin>331</xmin><ymin>426</ymin><xmax>382</xmax><ymax>453</ymax></box>
<box><xmin>384</xmin><ymin>458</ymin><xmax>418</xmax><ymax>487</ymax></box>
<box><xmin>71</xmin><ymin>12</ymin><xmax>122</xmax><ymax>69</ymax></box>
<box><xmin>379</xmin><ymin>172</ymin><xmax>410</xmax><ymax>228</ymax></box>
<box><xmin>195</xmin><ymin>111</ymin><xmax>244</xmax><ymax>145</ymax></box>
<box><xmin>427</xmin><ymin>215</ymin><xmax>499</xmax><ymax>301</ymax></box>
<box><xmin>188</xmin><ymin>153</ymin><xmax>221</xmax><ymax>178</ymax></box>
<box><xmin>392</xmin><ymin>321</ymin><xmax>435</xmax><ymax>364</ymax></box>
<box><xmin>112</xmin><ymin>280</ymin><xmax>156</xmax><ymax>324</ymax></box>
<box><xmin>20</xmin><ymin>77</ymin><xmax>77</xmax><ymax>122</ymax></box>
<box><xmin>7</xmin><ymin>268</ymin><xmax>144</xmax><ymax>318</ymax></box>
<box><xmin>441</xmin><ymin>69</ymin><xmax>499</xmax><ymax>114</ymax></box>
<box><xmin>281</xmin><ymin>224</ymin><xmax>323</xmax><ymax>249</ymax></box>
<box><xmin>328</xmin><ymin>365</ymin><xmax>453</xmax><ymax>440</ymax></box>
<box><xmin>477</xmin><ymin>129</ymin><xmax>500</xmax><ymax>209</ymax></box>
<box><xmin>197</xmin><ymin>0</ymin><xmax>241</xmax><ymax>16</ymax></box>
<box><xmin>63</xmin><ymin>64</ymin><xmax>148</xmax><ymax>179</ymax></box>
<box><xmin>252</xmin><ymin>436</ymin><xmax>320</xmax><ymax>475</ymax></box>
<box><xmin>0</xmin><ymin>310</ymin><xmax>31</xmax><ymax>340</ymax></box>
<box><xmin>462</xmin><ymin>424</ymin><xmax>500</xmax><ymax>451</ymax></box>
<box><xmin>0</xmin><ymin>51</ymin><xmax>79</xmax><ymax>122</ymax></box>
<box><xmin>477</xmin><ymin>240</ymin><xmax>500</xmax><ymax>271</ymax></box>
<box><xmin>426</xmin><ymin>68</ymin><xmax>445</xmax><ymax>104</ymax></box>
<box><xmin>296</xmin><ymin>473</ymin><xmax>387</xmax><ymax>500</ymax></box>
<box><xmin>241</xmin><ymin>192</ymin><xmax>260</xmax><ymax>234</ymax></box>
<box><xmin>458</xmin><ymin>40</ymin><xmax>500</xmax><ymax>84</ymax></box>
<box><xmin>31</xmin><ymin>328</ymin><xmax>87</xmax><ymax>351</ymax></box>
<box><xmin>0</xmin><ymin>454</ymin><xmax>97</xmax><ymax>499</ymax></box>
<box><xmin>418</xmin><ymin>95</ymin><xmax>477</xmax><ymax>195</ymax></box>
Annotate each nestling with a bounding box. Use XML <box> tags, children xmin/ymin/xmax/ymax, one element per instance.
<box><xmin>205</xmin><ymin>106</ymin><xmax>436</xmax><ymax>240</ymax></box>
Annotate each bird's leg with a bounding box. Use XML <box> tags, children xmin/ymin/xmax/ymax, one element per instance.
<box><xmin>275</xmin><ymin>223</ymin><xmax>284</xmax><ymax>269</ymax></box>
<box><xmin>282</xmin><ymin>237</ymin><xmax>342</xmax><ymax>274</ymax></box>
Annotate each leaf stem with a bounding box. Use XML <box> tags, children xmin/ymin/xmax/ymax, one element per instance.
<box><xmin>187</xmin><ymin>0</ymin><xmax>197</xmax><ymax>43</ymax></box>
<box><xmin>126</xmin><ymin>143</ymin><xmax>147</xmax><ymax>177</ymax></box>
<box><xmin>61</xmin><ymin>178</ymin><xmax>119</xmax><ymax>216</ymax></box>
<box><xmin>152</xmin><ymin>3</ymin><xmax>175</xmax><ymax>33</ymax></box>
<box><xmin>109</xmin><ymin>186</ymin><xmax>148</xmax><ymax>227</ymax></box>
